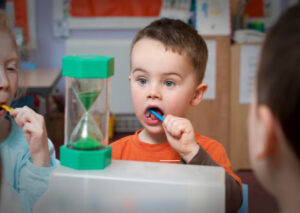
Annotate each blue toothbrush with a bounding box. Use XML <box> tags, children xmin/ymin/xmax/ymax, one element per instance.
<box><xmin>149</xmin><ymin>109</ymin><xmax>165</xmax><ymax>122</ymax></box>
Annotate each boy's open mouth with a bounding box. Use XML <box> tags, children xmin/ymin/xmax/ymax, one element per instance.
<box><xmin>145</xmin><ymin>107</ymin><xmax>164</xmax><ymax>120</ymax></box>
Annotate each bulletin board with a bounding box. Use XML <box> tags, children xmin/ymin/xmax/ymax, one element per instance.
<box><xmin>54</xmin><ymin>0</ymin><xmax>193</xmax><ymax>34</ymax></box>
<box><xmin>187</xmin><ymin>36</ymin><xmax>231</xmax><ymax>152</ymax></box>
<box><xmin>195</xmin><ymin>0</ymin><xmax>230</xmax><ymax>35</ymax></box>
<box><xmin>53</xmin><ymin>0</ymin><xmax>162</xmax><ymax>34</ymax></box>
<box><xmin>69</xmin><ymin>0</ymin><xmax>162</xmax><ymax>17</ymax></box>
<box><xmin>5</xmin><ymin>0</ymin><xmax>36</xmax><ymax>48</ymax></box>
<box><xmin>6</xmin><ymin>0</ymin><xmax>29</xmax><ymax>42</ymax></box>
<box><xmin>229</xmin><ymin>43</ymin><xmax>262</xmax><ymax>170</ymax></box>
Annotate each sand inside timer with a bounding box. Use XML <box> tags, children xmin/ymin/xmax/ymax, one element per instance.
<box><xmin>69</xmin><ymin>78</ymin><xmax>106</xmax><ymax>150</ymax></box>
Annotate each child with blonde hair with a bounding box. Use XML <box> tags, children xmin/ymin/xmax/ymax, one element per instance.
<box><xmin>0</xmin><ymin>12</ymin><xmax>58</xmax><ymax>213</ymax></box>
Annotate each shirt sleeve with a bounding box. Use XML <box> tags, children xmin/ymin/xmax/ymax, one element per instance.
<box><xmin>18</xmin><ymin>140</ymin><xmax>59</xmax><ymax>213</ymax></box>
<box><xmin>183</xmin><ymin>144</ymin><xmax>243</xmax><ymax>213</ymax></box>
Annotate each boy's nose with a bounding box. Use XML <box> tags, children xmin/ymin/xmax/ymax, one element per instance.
<box><xmin>147</xmin><ymin>84</ymin><xmax>162</xmax><ymax>100</ymax></box>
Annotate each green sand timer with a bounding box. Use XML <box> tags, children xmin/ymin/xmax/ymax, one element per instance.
<box><xmin>60</xmin><ymin>55</ymin><xmax>114</xmax><ymax>170</ymax></box>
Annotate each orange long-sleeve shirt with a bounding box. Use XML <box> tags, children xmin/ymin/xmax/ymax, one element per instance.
<box><xmin>111</xmin><ymin>129</ymin><xmax>241</xmax><ymax>186</ymax></box>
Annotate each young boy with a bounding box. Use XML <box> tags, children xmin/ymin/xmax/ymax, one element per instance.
<box><xmin>248</xmin><ymin>5</ymin><xmax>300</xmax><ymax>213</ymax></box>
<box><xmin>111</xmin><ymin>18</ymin><xmax>242</xmax><ymax>212</ymax></box>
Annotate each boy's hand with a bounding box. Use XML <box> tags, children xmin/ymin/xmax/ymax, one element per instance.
<box><xmin>10</xmin><ymin>106</ymin><xmax>50</xmax><ymax>167</ymax></box>
<box><xmin>163</xmin><ymin>115</ymin><xmax>200</xmax><ymax>163</ymax></box>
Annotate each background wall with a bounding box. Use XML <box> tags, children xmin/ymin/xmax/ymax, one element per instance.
<box><xmin>33</xmin><ymin>0</ymin><xmax>139</xmax><ymax>108</ymax></box>
<box><xmin>31</xmin><ymin>0</ymin><xmax>65</xmax><ymax>93</ymax></box>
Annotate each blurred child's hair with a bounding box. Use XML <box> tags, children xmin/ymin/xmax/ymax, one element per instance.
<box><xmin>131</xmin><ymin>18</ymin><xmax>208</xmax><ymax>83</ymax></box>
<box><xmin>257</xmin><ymin>5</ymin><xmax>300</xmax><ymax>160</ymax></box>
<box><xmin>0</xmin><ymin>11</ymin><xmax>16</xmax><ymax>46</ymax></box>
<box><xmin>0</xmin><ymin>10</ymin><xmax>9</xmax><ymax>28</ymax></box>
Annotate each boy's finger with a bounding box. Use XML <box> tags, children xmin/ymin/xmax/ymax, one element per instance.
<box><xmin>167</xmin><ymin>116</ymin><xmax>176</xmax><ymax>131</ymax></box>
<box><xmin>163</xmin><ymin>114</ymin><xmax>173</xmax><ymax>123</ymax></box>
<box><xmin>172</xmin><ymin>124</ymin><xmax>184</xmax><ymax>138</ymax></box>
<box><xmin>163</xmin><ymin>122</ymin><xmax>180</xmax><ymax>139</ymax></box>
<box><xmin>162</xmin><ymin>122</ymin><xmax>172</xmax><ymax>136</ymax></box>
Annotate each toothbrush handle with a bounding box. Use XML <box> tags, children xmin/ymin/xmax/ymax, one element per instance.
<box><xmin>149</xmin><ymin>109</ymin><xmax>164</xmax><ymax>122</ymax></box>
<box><xmin>0</xmin><ymin>104</ymin><xmax>14</xmax><ymax>112</ymax></box>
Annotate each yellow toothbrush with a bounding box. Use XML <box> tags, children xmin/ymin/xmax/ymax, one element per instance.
<box><xmin>0</xmin><ymin>104</ymin><xmax>14</xmax><ymax>112</ymax></box>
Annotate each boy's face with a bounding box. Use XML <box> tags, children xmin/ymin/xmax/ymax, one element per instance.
<box><xmin>0</xmin><ymin>31</ymin><xmax>18</xmax><ymax>122</ymax></box>
<box><xmin>248</xmin><ymin>92</ymin><xmax>261</xmax><ymax>171</ymax></box>
<box><xmin>130</xmin><ymin>38</ymin><xmax>205</xmax><ymax>135</ymax></box>
<box><xmin>248</xmin><ymin>90</ymin><xmax>274</xmax><ymax>194</ymax></box>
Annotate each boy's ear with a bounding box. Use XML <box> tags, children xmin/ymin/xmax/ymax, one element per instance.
<box><xmin>256</xmin><ymin>105</ymin><xmax>278</xmax><ymax>159</ymax></box>
<box><xmin>190</xmin><ymin>83</ymin><xmax>207</xmax><ymax>106</ymax></box>
<box><xmin>128</xmin><ymin>75</ymin><xmax>132</xmax><ymax>81</ymax></box>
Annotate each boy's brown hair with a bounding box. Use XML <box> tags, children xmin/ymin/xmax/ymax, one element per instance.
<box><xmin>257</xmin><ymin>5</ymin><xmax>300</xmax><ymax>160</ymax></box>
<box><xmin>131</xmin><ymin>18</ymin><xmax>208</xmax><ymax>83</ymax></box>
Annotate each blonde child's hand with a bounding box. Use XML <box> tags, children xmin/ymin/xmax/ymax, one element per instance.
<box><xmin>10</xmin><ymin>106</ymin><xmax>50</xmax><ymax>167</ymax></box>
<box><xmin>162</xmin><ymin>115</ymin><xmax>200</xmax><ymax>163</ymax></box>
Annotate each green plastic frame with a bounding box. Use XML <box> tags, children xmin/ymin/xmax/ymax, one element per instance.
<box><xmin>60</xmin><ymin>145</ymin><xmax>112</xmax><ymax>170</ymax></box>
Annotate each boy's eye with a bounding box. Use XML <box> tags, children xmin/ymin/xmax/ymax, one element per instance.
<box><xmin>137</xmin><ymin>78</ymin><xmax>147</xmax><ymax>85</ymax></box>
<box><xmin>165</xmin><ymin>80</ymin><xmax>175</xmax><ymax>87</ymax></box>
